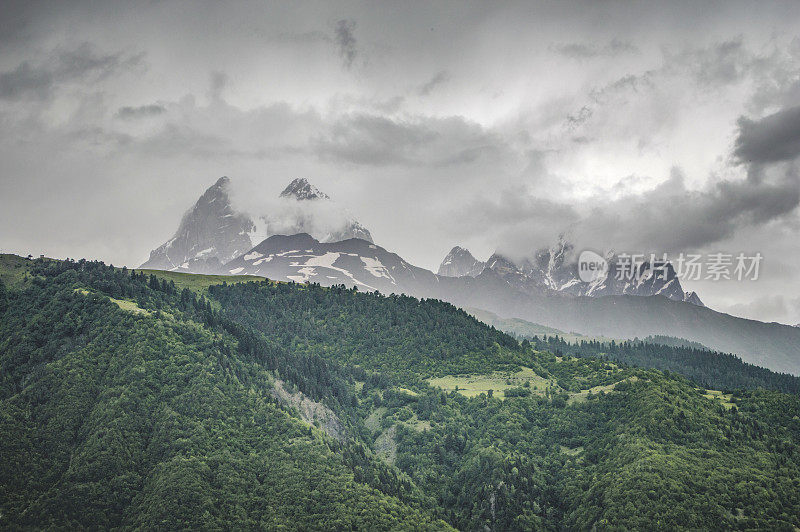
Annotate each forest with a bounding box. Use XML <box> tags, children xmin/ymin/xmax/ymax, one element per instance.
<box><xmin>522</xmin><ymin>334</ymin><xmax>800</xmax><ymax>394</ymax></box>
<box><xmin>1</xmin><ymin>256</ymin><xmax>798</xmax><ymax>530</ymax></box>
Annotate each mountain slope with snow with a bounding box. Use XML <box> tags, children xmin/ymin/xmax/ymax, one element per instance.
<box><xmin>138</xmin><ymin>178</ymin><xmax>800</xmax><ymax>374</ymax></box>
<box><xmin>141</xmin><ymin>177</ymin><xmax>372</xmax><ymax>271</ymax></box>
<box><xmin>223</xmin><ymin>233</ymin><xmax>436</xmax><ymax>294</ymax></box>
<box><xmin>440</xmin><ymin>239</ymin><xmax>703</xmax><ymax>306</ymax></box>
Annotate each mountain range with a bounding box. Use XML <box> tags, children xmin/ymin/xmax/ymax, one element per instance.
<box><xmin>140</xmin><ymin>177</ymin><xmax>371</xmax><ymax>273</ymax></box>
<box><xmin>140</xmin><ymin>177</ymin><xmax>800</xmax><ymax>375</ymax></box>
<box><xmin>439</xmin><ymin>240</ymin><xmax>702</xmax><ymax>305</ymax></box>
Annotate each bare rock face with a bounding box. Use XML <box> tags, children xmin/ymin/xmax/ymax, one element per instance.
<box><xmin>140</xmin><ymin>176</ymin><xmax>254</xmax><ymax>272</ymax></box>
<box><xmin>272</xmin><ymin>379</ymin><xmax>347</xmax><ymax>441</ymax></box>
<box><xmin>438</xmin><ymin>246</ymin><xmax>485</xmax><ymax>277</ymax></box>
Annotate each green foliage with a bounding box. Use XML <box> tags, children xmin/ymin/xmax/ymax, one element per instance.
<box><xmin>208</xmin><ymin>281</ymin><xmax>525</xmax><ymax>381</ymax></box>
<box><xmin>1</xmin><ymin>256</ymin><xmax>799</xmax><ymax>530</ymax></box>
<box><xmin>0</xmin><ymin>260</ymin><xmax>448</xmax><ymax>530</ymax></box>
<box><xmin>527</xmin><ymin>334</ymin><xmax>800</xmax><ymax>394</ymax></box>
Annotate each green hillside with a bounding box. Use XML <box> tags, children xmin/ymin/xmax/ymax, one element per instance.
<box><xmin>134</xmin><ymin>267</ymin><xmax>267</xmax><ymax>294</ymax></box>
<box><xmin>1</xmin><ymin>256</ymin><xmax>799</xmax><ymax>530</ymax></box>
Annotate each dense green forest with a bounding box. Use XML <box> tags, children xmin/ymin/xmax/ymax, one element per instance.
<box><xmin>523</xmin><ymin>334</ymin><xmax>800</xmax><ymax>394</ymax></box>
<box><xmin>1</xmin><ymin>255</ymin><xmax>799</xmax><ymax>530</ymax></box>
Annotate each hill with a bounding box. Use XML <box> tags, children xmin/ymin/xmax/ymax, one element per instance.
<box><xmin>187</xmin><ymin>231</ymin><xmax>800</xmax><ymax>376</ymax></box>
<box><xmin>468</xmin><ymin>305</ymin><xmax>800</xmax><ymax>394</ymax></box>
<box><xmin>1</xmin><ymin>256</ymin><xmax>799</xmax><ymax>529</ymax></box>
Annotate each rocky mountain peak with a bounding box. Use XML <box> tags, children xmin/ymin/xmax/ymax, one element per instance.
<box><xmin>142</xmin><ymin>176</ymin><xmax>374</xmax><ymax>272</ymax></box>
<box><xmin>476</xmin><ymin>239</ymin><xmax>704</xmax><ymax>306</ymax></box>
<box><xmin>280</xmin><ymin>178</ymin><xmax>330</xmax><ymax>201</ymax></box>
<box><xmin>438</xmin><ymin>246</ymin><xmax>485</xmax><ymax>277</ymax></box>
<box><xmin>139</xmin><ymin>176</ymin><xmax>254</xmax><ymax>272</ymax></box>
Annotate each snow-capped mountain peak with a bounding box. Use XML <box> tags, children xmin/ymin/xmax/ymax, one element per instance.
<box><xmin>280</xmin><ymin>178</ymin><xmax>330</xmax><ymax>201</ymax></box>
<box><xmin>440</xmin><ymin>238</ymin><xmax>704</xmax><ymax>306</ymax></box>
<box><xmin>139</xmin><ymin>176</ymin><xmax>254</xmax><ymax>273</ymax></box>
<box><xmin>141</xmin><ymin>177</ymin><xmax>372</xmax><ymax>272</ymax></box>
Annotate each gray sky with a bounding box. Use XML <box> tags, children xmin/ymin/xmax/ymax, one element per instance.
<box><xmin>2</xmin><ymin>1</ymin><xmax>800</xmax><ymax>324</ymax></box>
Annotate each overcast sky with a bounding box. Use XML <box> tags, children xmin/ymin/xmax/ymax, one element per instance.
<box><xmin>2</xmin><ymin>1</ymin><xmax>800</xmax><ymax>324</ymax></box>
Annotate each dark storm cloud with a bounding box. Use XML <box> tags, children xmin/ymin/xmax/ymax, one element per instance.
<box><xmin>334</xmin><ymin>19</ymin><xmax>358</xmax><ymax>69</ymax></box>
<box><xmin>115</xmin><ymin>104</ymin><xmax>166</xmax><ymax>120</ymax></box>
<box><xmin>418</xmin><ymin>71</ymin><xmax>450</xmax><ymax>96</ymax></box>
<box><xmin>0</xmin><ymin>0</ymin><xmax>32</xmax><ymax>46</ymax></box>
<box><xmin>572</xmin><ymin>163</ymin><xmax>800</xmax><ymax>254</ymax></box>
<box><xmin>734</xmin><ymin>106</ymin><xmax>800</xmax><ymax>164</ymax></box>
<box><xmin>0</xmin><ymin>43</ymin><xmax>142</xmax><ymax>100</ymax></box>
<box><xmin>0</xmin><ymin>0</ymin><xmax>64</xmax><ymax>47</ymax></box>
<box><xmin>551</xmin><ymin>39</ymin><xmax>638</xmax><ymax>59</ymax></box>
<box><xmin>462</xmin><ymin>158</ymin><xmax>800</xmax><ymax>257</ymax></box>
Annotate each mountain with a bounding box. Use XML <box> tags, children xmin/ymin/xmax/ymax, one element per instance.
<box><xmin>280</xmin><ymin>177</ymin><xmax>330</xmax><ymax>200</ymax></box>
<box><xmin>220</xmin><ymin>236</ymin><xmax>800</xmax><ymax>375</ymax></box>
<box><xmin>223</xmin><ymin>233</ymin><xmax>438</xmax><ymax>294</ymax></box>
<box><xmin>442</xmin><ymin>238</ymin><xmax>703</xmax><ymax>306</ymax></box>
<box><xmin>437</xmin><ymin>246</ymin><xmax>485</xmax><ymax>277</ymax></box>
<box><xmin>140</xmin><ymin>180</ymin><xmax>800</xmax><ymax>375</ymax></box>
<box><xmin>139</xmin><ymin>176</ymin><xmax>254</xmax><ymax>273</ymax></box>
<box><xmin>272</xmin><ymin>178</ymin><xmax>372</xmax><ymax>243</ymax></box>
<box><xmin>3</xmin><ymin>256</ymin><xmax>799</xmax><ymax>529</ymax></box>
<box><xmin>140</xmin><ymin>177</ymin><xmax>372</xmax><ymax>272</ymax></box>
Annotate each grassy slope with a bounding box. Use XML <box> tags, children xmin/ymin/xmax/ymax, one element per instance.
<box><xmin>134</xmin><ymin>268</ymin><xmax>266</xmax><ymax>294</ymax></box>
<box><xmin>0</xmin><ymin>254</ymin><xmax>35</xmax><ymax>288</ymax></box>
<box><xmin>0</xmin><ymin>255</ymin><xmax>268</xmax><ymax>295</ymax></box>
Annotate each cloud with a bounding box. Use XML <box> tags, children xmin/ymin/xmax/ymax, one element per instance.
<box><xmin>459</xmin><ymin>187</ymin><xmax>580</xmax><ymax>261</ymax></box>
<box><xmin>551</xmin><ymin>38</ymin><xmax>638</xmax><ymax>59</ymax></box>
<box><xmin>663</xmin><ymin>37</ymin><xmax>751</xmax><ymax>87</ymax></box>
<box><xmin>452</xmin><ymin>156</ymin><xmax>800</xmax><ymax>260</ymax></box>
<box><xmin>0</xmin><ymin>43</ymin><xmax>142</xmax><ymax>100</ymax></box>
<box><xmin>734</xmin><ymin>106</ymin><xmax>800</xmax><ymax>164</ymax></box>
<box><xmin>311</xmin><ymin>113</ymin><xmax>505</xmax><ymax>167</ymax></box>
<box><xmin>115</xmin><ymin>103</ymin><xmax>166</xmax><ymax>119</ymax></box>
<box><xmin>334</xmin><ymin>19</ymin><xmax>357</xmax><ymax>69</ymax></box>
<box><xmin>725</xmin><ymin>294</ymin><xmax>800</xmax><ymax>324</ymax></box>
<box><xmin>418</xmin><ymin>71</ymin><xmax>450</xmax><ymax>96</ymax></box>
<box><xmin>208</xmin><ymin>71</ymin><xmax>228</xmax><ymax>101</ymax></box>
<box><xmin>572</xmin><ymin>164</ymin><xmax>800</xmax><ymax>254</ymax></box>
